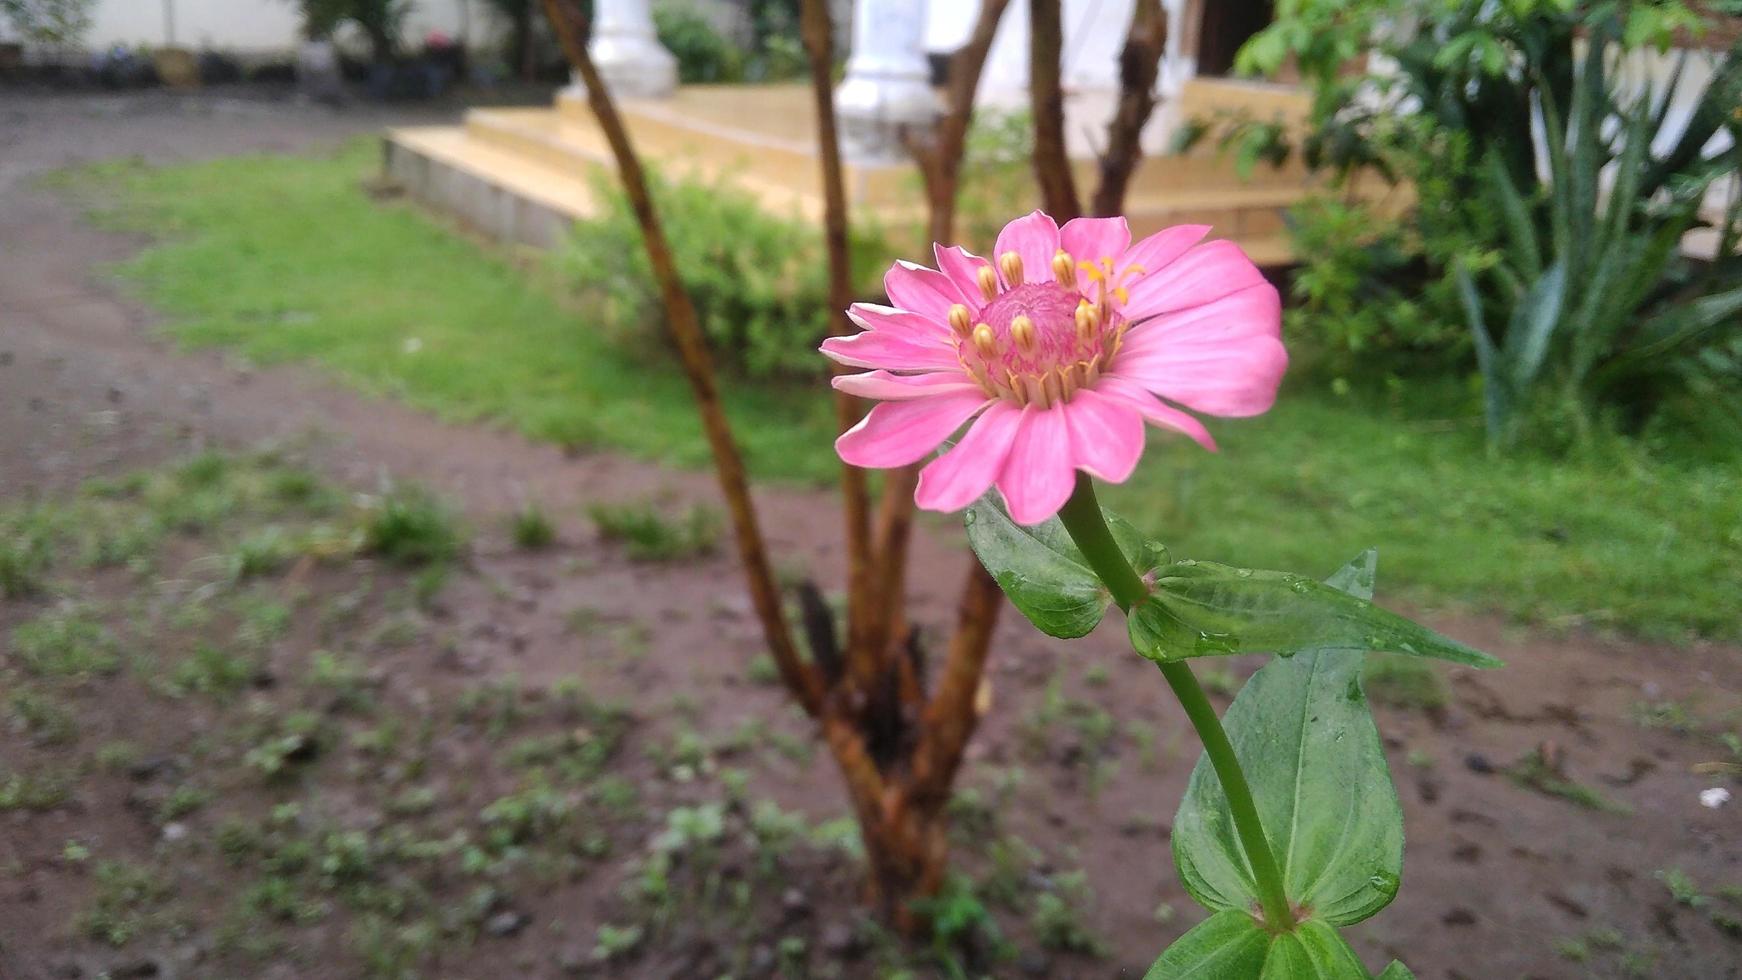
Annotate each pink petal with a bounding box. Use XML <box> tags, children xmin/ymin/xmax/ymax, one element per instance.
<box><xmin>1060</xmin><ymin>216</ymin><xmax>1132</xmax><ymax>266</ymax></box>
<box><xmin>833</xmin><ymin>370</ymin><xmax>982</xmax><ymax>401</ymax></box>
<box><xmin>993</xmin><ymin>210</ymin><xmax>1062</xmax><ymax>290</ymax></box>
<box><xmin>845</xmin><ymin>303</ymin><xmax>952</xmax><ymax>345</ymax></box>
<box><xmin>1094</xmin><ymin>376</ymin><xmax>1218</xmax><ymax>451</ymax></box>
<box><xmin>914</xmin><ymin>402</ymin><xmax>1024</xmax><ymax>513</ymax></box>
<box><xmin>1122</xmin><ymin>239</ymin><xmax>1270</xmax><ymax>321</ymax></box>
<box><xmin>885</xmin><ymin>261</ymin><xmax>968</xmax><ymax>322</ymax></box>
<box><xmin>836</xmin><ymin>392</ymin><xmax>991</xmax><ymax>469</ymax></box>
<box><xmin>1061</xmin><ymin>388</ymin><xmax>1147</xmax><ymax>484</ymax></box>
<box><xmin>1121</xmin><ymin>224</ymin><xmax>1211</xmax><ymax>278</ymax></box>
<box><xmin>1109</xmin><ymin>283</ymin><xmax>1286</xmax><ymax>417</ymax></box>
<box><xmin>996</xmin><ymin>405</ymin><xmax>1078</xmax><ymax>526</ymax></box>
<box><xmin>934</xmin><ymin>244</ymin><xmax>992</xmax><ymax>312</ymax></box>
<box><xmin>821</xmin><ymin>331</ymin><xmax>964</xmax><ymax>372</ymax></box>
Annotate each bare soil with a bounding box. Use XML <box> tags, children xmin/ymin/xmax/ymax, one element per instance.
<box><xmin>1</xmin><ymin>89</ymin><xmax>1738</xmax><ymax>979</ymax></box>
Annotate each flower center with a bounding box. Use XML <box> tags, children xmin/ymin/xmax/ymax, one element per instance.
<box><xmin>948</xmin><ymin>249</ymin><xmax>1131</xmax><ymax>408</ymax></box>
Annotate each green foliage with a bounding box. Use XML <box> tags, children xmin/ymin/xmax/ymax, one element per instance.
<box><xmin>360</xmin><ymin>486</ymin><xmax>463</xmax><ymax>566</ymax></box>
<box><xmin>1243</xmin><ymin>0</ymin><xmax>1742</xmax><ymax>448</ymax></box>
<box><xmin>654</xmin><ymin>6</ymin><xmax>743</xmax><ymax>83</ymax></box>
<box><xmin>956</xmin><ymin>109</ymin><xmax>1037</xmax><ymax>250</ymax></box>
<box><xmin>555</xmin><ymin>168</ymin><xmax>887</xmax><ymax>379</ymax></box>
<box><xmin>76</xmin><ymin>860</ymin><xmax>174</xmax><ymax>947</ymax></box>
<box><xmin>963</xmin><ymin>495</ymin><xmax>1166</xmax><ymax>639</ymax></box>
<box><xmin>64</xmin><ymin>143</ymin><xmax>1742</xmax><ymax>639</ymax></box>
<box><xmin>11</xmin><ymin>609</ymin><xmax>120</xmax><ymax>679</ymax></box>
<box><xmin>0</xmin><ymin>520</ymin><xmax>51</xmax><ymax>598</ymax></box>
<box><xmin>1158</xmin><ymin>554</ymin><xmax>1409</xmax><ymax>976</ymax></box>
<box><xmin>1281</xmin><ymin>195</ymin><xmax>1466</xmax><ymax>373</ymax></box>
<box><xmin>1127</xmin><ymin>557</ymin><xmax>1501</xmax><ymax>667</ymax></box>
<box><xmin>508</xmin><ymin>502</ymin><xmax>555</xmax><ymax>550</ymax></box>
<box><xmin>0</xmin><ymin>0</ymin><xmax>95</xmax><ymax>44</ymax></box>
<box><xmin>588</xmin><ymin>500</ymin><xmax>719</xmax><ymax>561</ymax></box>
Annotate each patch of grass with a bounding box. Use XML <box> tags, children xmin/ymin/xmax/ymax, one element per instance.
<box><xmin>0</xmin><ymin>767</ymin><xmax>74</xmax><ymax>811</ymax></box>
<box><xmin>11</xmin><ymin>609</ymin><xmax>121</xmax><ymax>679</ymax></box>
<box><xmin>1364</xmin><ymin>654</ymin><xmax>1448</xmax><ymax>711</ymax></box>
<box><xmin>1030</xmin><ymin>870</ymin><xmax>1108</xmax><ymax>956</ymax></box>
<box><xmin>76</xmin><ymin>860</ymin><xmax>175</xmax><ymax>946</ymax></box>
<box><xmin>228</xmin><ymin>526</ymin><xmax>299</xmax><ymax>579</ymax></box>
<box><xmin>588</xmin><ymin>501</ymin><xmax>719</xmax><ymax>561</ymax></box>
<box><xmin>165</xmin><ymin>643</ymin><xmax>257</xmax><ymax>700</ymax></box>
<box><xmin>8</xmin><ymin>688</ymin><xmax>78</xmax><ymax>745</ymax></box>
<box><xmin>360</xmin><ymin>486</ymin><xmax>463</xmax><ymax>566</ymax></box>
<box><xmin>63</xmin><ymin>147</ymin><xmax>1742</xmax><ymax>639</ymax></box>
<box><xmin>508</xmin><ymin>503</ymin><xmax>556</xmax><ymax>550</ymax></box>
<box><xmin>0</xmin><ymin>523</ymin><xmax>52</xmax><ymax>597</ymax></box>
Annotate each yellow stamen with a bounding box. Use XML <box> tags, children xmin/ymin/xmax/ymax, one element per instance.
<box><xmin>999</xmin><ymin>250</ymin><xmax>1024</xmax><ymax>287</ymax></box>
<box><xmin>976</xmin><ymin>265</ymin><xmax>999</xmax><ymax>302</ymax></box>
<box><xmin>947</xmin><ymin>303</ymin><xmax>972</xmax><ymax>336</ymax></box>
<box><xmin>1005</xmin><ymin>370</ymin><xmax>1029</xmax><ymax>405</ymax></box>
<box><xmin>1074</xmin><ymin>300</ymin><xmax>1100</xmax><ymax>341</ymax></box>
<box><xmin>1010</xmin><ymin>314</ymin><xmax>1036</xmax><ymax>353</ymax></box>
<box><xmin>1052</xmin><ymin>249</ymin><xmax>1075</xmax><ymax>287</ymax></box>
<box><xmin>971</xmin><ymin>322</ymin><xmax>998</xmax><ymax>358</ymax></box>
<box><xmin>1058</xmin><ymin>365</ymin><xmax>1080</xmax><ymax>398</ymax></box>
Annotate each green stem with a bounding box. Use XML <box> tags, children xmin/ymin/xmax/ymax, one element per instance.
<box><xmin>1055</xmin><ymin>475</ymin><xmax>1298</xmax><ymax>933</ymax></box>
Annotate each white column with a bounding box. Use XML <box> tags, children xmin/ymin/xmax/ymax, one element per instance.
<box><xmin>569</xmin><ymin>0</ymin><xmax>677</xmax><ymax>99</ymax></box>
<box><xmin>835</xmin><ymin>0</ymin><xmax>939</xmax><ymax>165</ymax></box>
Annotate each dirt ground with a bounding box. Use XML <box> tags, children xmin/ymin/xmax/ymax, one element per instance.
<box><xmin>1</xmin><ymin>89</ymin><xmax>1739</xmax><ymax>979</ymax></box>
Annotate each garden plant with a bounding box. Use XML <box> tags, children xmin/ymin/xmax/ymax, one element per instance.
<box><xmin>1227</xmin><ymin>0</ymin><xmax>1741</xmax><ymax>450</ymax></box>
<box><xmin>543</xmin><ymin>0</ymin><xmax>1515</xmax><ymax>973</ymax></box>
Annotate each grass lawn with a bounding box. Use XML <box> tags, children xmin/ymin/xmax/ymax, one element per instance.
<box><xmin>53</xmin><ymin>143</ymin><xmax>1742</xmax><ymax>641</ymax></box>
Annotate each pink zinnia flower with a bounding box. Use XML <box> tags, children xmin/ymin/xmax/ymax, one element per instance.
<box><xmin>822</xmin><ymin>211</ymin><xmax>1286</xmax><ymax>525</ymax></box>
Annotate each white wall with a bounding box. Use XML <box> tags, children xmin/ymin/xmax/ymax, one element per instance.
<box><xmin>86</xmin><ymin>0</ymin><xmax>482</xmax><ymax>53</ymax></box>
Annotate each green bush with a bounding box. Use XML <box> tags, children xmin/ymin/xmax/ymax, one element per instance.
<box><xmin>555</xmin><ymin>170</ymin><xmax>887</xmax><ymax>380</ymax></box>
<box><xmin>654</xmin><ymin>6</ymin><xmax>744</xmax><ymax>84</ymax></box>
<box><xmin>1238</xmin><ymin>0</ymin><xmax>1742</xmax><ymax>449</ymax></box>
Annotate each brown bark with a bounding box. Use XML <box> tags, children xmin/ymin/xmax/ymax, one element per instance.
<box><xmin>541</xmin><ymin>0</ymin><xmax>824</xmax><ymax>717</ymax></box>
<box><xmin>1028</xmin><ymin>0</ymin><xmax>1082</xmax><ymax>219</ymax></box>
<box><xmin>1092</xmin><ymin>0</ymin><xmax>1168</xmax><ymax>217</ymax></box>
<box><xmin>797</xmin><ymin>0</ymin><xmax>877</xmax><ymax>692</ymax></box>
<box><xmin>871</xmin><ymin>0</ymin><xmax>1013</xmax><ymax>657</ymax></box>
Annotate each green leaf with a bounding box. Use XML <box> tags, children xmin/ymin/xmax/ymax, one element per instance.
<box><xmin>1501</xmin><ymin>261</ymin><xmax>1567</xmax><ymax>392</ymax></box>
<box><xmin>1144</xmin><ymin>911</ymin><xmax>1369</xmax><ymax>979</ymax></box>
<box><xmin>1171</xmin><ymin>552</ymin><xmax>1408</xmax><ymax>930</ymax></box>
<box><xmin>1376</xmin><ymin>961</ymin><xmax>1417</xmax><ymax>980</ymax></box>
<box><xmin>1127</xmin><ymin>558</ymin><xmax>1502</xmax><ymax>669</ymax></box>
<box><xmin>1260</xmin><ymin>921</ymin><xmax>1369</xmax><ymax>978</ymax></box>
<box><xmin>964</xmin><ymin>494</ymin><xmax>1165</xmax><ymax>639</ymax></box>
<box><xmin>1144</xmin><ymin>909</ymin><xmax>1269</xmax><ymax>979</ymax></box>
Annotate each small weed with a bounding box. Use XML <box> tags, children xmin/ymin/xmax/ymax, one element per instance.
<box><xmin>234</xmin><ymin>596</ymin><xmax>292</xmax><ymax>648</ymax></box>
<box><xmin>1365</xmin><ymin>655</ymin><xmax>1448</xmax><ymax>711</ymax></box>
<box><xmin>11</xmin><ymin>609</ymin><xmax>120</xmax><ymax>679</ymax></box>
<box><xmin>165</xmin><ymin>643</ymin><xmax>256</xmax><ymax>700</ymax></box>
<box><xmin>94</xmin><ymin>740</ymin><xmax>143</xmax><ymax>772</ymax></box>
<box><xmin>228</xmin><ymin>526</ymin><xmax>298</xmax><ymax>579</ymax></box>
<box><xmin>1631</xmin><ymin>700</ymin><xmax>1700</xmax><ymax>734</ymax></box>
<box><xmin>76</xmin><ymin>860</ymin><xmax>174</xmax><ymax>946</ymax></box>
<box><xmin>589</xmin><ymin>501</ymin><xmax>719</xmax><ymax>561</ymax></box>
<box><xmin>159</xmin><ymin>784</ymin><xmax>210</xmax><ymax>821</ymax></box>
<box><xmin>361</xmin><ymin>486</ymin><xmax>463</xmax><ymax>566</ymax></box>
<box><xmin>1506</xmin><ymin>749</ymin><xmax>1629</xmax><ymax>814</ymax></box>
<box><xmin>8</xmin><ymin>688</ymin><xmax>78</xmax><ymax>745</ymax></box>
<box><xmin>308</xmin><ymin>650</ymin><xmax>377</xmax><ymax>712</ymax></box>
<box><xmin>1083</xmin><ymin>663</ymin><xmax>1110</xmax><ymax>687</ymax></box>
<box><xmin>593</xmin><ymin>923</ymin><xmax>644</xmax><ymax>962</ymax></box>
<box><xmin>1030</xmin><ymin>870</ymin><xmax>1108</xmax><ymax>956</ymax></box>
<box><xmin>479</xmin><ymin>781</ymin><xmax>576</xmax><ymax>850</ymax></box>
<box><xmin>245</xmin><ymin>711</ymin><xmax>327</xmax><ymax>781</ymax></box>
<box><xmin>0</xmin><ymin>767</ymin><xmax>74</xmax><ymax>810</ymax></box>
<box><xmin>509</xmin><ymin>503</ymin><xmax>556</xmax><ymax>550</ymax></box>
<box><xmin>0</xmin><ymin>524</ymin><xmax>52</xmax><ymax>597</ymax></box>
<box><xmin>746</xmin><ymin>653</ymin><xmax>781</xmax><ymax>685</ymax></box>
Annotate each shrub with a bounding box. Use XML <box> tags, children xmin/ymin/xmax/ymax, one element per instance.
<box><xmin>555</xmin><ymin>169</ymin><xmax>887</xmax><ymax>380</ymax></box>
<box><xmin>654</xmin><ymin>6</ymin><xmax>743</xmax><ymax>83</ymax></box>
<box><xmin>1237</xmin><ymin>0</ymin><xmax>1742</xmax><ymax>448</ymax></box>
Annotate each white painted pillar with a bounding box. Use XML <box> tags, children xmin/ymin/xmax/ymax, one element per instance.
<box><xmin>835</xmin><ymin>0</ymin><xmax>938</xmax><ymax>164</ymax></box>
<box><xmin>568</xmin><ymin>0</ymin><xmax>677</xmax><ymax>99</ymax></box>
